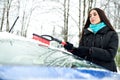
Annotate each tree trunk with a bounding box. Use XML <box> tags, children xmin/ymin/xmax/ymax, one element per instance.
<box><xmin>63</xmin><ymin>0</ymin><xmax>70</xmax><ymax>42</ymax></box>
<box><xmin>0</xmin><ymin>1</ymin><xmax>6</xmax><ymax>32</ymax></box>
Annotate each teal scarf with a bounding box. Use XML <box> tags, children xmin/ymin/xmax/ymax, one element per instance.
<box><xmin>89</xmin><ymin>22</ymin><xmax>106</xmax><ymax>34</ymax></box>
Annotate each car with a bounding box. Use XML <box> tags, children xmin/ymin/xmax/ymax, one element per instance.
<box><xmin>0</xmin><ymin>32</ymin><xmax>120</xmax><ymax>80</ymax></box>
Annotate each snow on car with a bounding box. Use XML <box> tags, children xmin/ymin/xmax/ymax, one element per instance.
<box><xmin>0</xmin><ymin>32</ymin><xmax>120</xmax><ymax>80</ymax></box>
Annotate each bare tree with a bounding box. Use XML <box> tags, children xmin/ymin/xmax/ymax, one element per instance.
<box><xmin>78</xmin><ymin>0</ymin><xmax>93</xmax><ymax>39</ymax></box>
<box><xmin>98</xmin><ymin>0</ymin><xmax>120</xmax><ymax>30</ymax></box>
<box><xmin>63</xmin><ymin>0</ymin><xmax>70</xmax><ymax>41</ymax></box>
<box><xmin>0</xmin><ymin>0</ymin><xmax>20</xmax><ymax>32</ymax></box>
<box><xmin>20</xmin><ymin>0</ymin><xmax>37</xmax><ymax>37</ymax></box>
<box><xmin>112</xmin><ymin>1</ymin><xmax>120</xmax><ymax>29</ymax></box>
<box><xmin>6</xmin><ymin>0</ymin><xmax>13</xmax><ymax>32</ymax></box>
<box><xmin>0</xmin><ymin>0</ymin><xmax>6</xmax><ymax>31</ymax></box>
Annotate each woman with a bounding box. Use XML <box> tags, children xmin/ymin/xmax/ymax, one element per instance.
<box><xmin>64</xmin><ymin>8</ymin><xmax>119</xmax><ymax>72</ymax></box>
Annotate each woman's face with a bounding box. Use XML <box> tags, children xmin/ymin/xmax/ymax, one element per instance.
<box><xmin>89</xmin><ymin>10</ymin><xmax>101</xmax><ymax>24</ymax></box>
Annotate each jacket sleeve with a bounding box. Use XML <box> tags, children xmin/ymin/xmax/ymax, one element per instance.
<box><xmin>71</xmin><ymin>46</ymin><xmax>90</xmax><ymax>58</ymax></box>
<box><xmin>90</xmin><ymin>32</ymin><xmax>119</xmax><ymax>62</ymax></box>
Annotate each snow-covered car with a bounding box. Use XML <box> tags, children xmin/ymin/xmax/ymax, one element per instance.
<box><xmin>0</xmin><ymin>32</ymin><xmax>120</xmax><ymax>80</ymax></box>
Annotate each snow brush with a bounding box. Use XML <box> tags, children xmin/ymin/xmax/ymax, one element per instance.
<box><xmin>32</xmin><ymin>33</ymin><xmax>66</xmax><ymax>46</ymax></box>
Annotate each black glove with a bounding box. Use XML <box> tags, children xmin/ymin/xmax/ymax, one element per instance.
<box><xmin>72</xmin><ymin>46</ymin><xmax>90</xmax><ymax>57</ymax></box>
<box><xmin>64</xmin><ymin>42</ymin><xmax>74</xmax><ymax>51</ymax></box>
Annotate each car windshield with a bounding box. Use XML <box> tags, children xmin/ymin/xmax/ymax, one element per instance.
<box><xmin>0</xmin><ymin>36</ymin><xmax>103</xmax><ymax>69</ymax></box>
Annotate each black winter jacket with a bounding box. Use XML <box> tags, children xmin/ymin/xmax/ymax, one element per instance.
<box><xmin>72</xmin><ymin>26</ymin><xmax>119</xmax><ymax>72</ymax></box>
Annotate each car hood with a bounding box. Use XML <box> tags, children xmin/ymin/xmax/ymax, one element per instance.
<box><xmin>0</xmin><ymin>65</ymin><xmax>120</xmax><ymax>80</ymax></box>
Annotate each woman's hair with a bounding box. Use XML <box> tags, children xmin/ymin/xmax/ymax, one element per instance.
<box><xmin>84</xmin><ymin>8</ymin><xmax>115</xmax><ymax>31</ymax></box>
<box><xmin>79</xmin><ymin>8</ymin><xmax>115</xmax><ymax>42</ymax></box>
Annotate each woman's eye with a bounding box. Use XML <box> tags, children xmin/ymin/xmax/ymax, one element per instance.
<box><xmin>89</xmin><ymin>14</ymin><xmax>92</xmax><ymax>18</ymax></box>
<box><xmin>89</xmin><ymin>12</ymin><xmax>97</xmax><ymax>18</ymax></box>
<box><xmin>93</xmin><ymin>13</ymin><xmax>97</xmax><ymax>16</ymax></box>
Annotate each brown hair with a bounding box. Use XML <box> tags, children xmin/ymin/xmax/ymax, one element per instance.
<box><xmin>84</xmin><ymin>8</ymin><xmax>114</xmax><ymax>30</ymax></box>
<box><xmin>79</xmin><ymin>8</ymin><xmax>115</xmax><ymax>42</ymax></box>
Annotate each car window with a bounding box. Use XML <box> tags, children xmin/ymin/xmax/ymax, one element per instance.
<box><xmin>0</xmin><ymin>38</ymin><xmax>103</xmax><ymax>69</ymax></box>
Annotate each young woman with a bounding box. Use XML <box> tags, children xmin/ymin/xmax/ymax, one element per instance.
<box><xmin>64</xmin><ymin>8</ymin><xmax>119</xmax><ymax>72</ymax></box>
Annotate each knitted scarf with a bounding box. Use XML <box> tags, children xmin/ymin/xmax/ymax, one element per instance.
<box><xmin>89</xmin><ymin>22</ymin><xmax>106</xmax><ymax>34</ymax></box>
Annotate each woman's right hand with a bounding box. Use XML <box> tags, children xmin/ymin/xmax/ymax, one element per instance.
<box><xmin>64</xmin><ymin>42</ymin><xmax>73</xmax><ymax>51</ymax></box>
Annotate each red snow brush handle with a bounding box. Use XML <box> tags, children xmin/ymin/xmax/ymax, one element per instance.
<box><xmin>32</xmin><ymin>34</ymin><xmax>66</xmax><ymax>46</ymax></box>
<box><xmin>32</xmin><ymin>34</ymin><xmax>51</xmax><ymax>45</ymax></box>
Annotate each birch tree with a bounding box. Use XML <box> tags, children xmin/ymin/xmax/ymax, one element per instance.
<box><xmin>0</xmin><ymin>0</ymin><xmax>20</xmax><ymax>32</ymax></box>
<box><xmin>6</xmin><ymin>0</ymin><xmax>12</xmax><ymax>32</ymax></box>
<box><xmin>0</xmin><ymin>0</ymin><xmax>12</xmax><ymax>32</ymax></box>
<box><xmin>63</xmin><ymin>0</ymin><xmax>70</xmax><ymax>41</ymax></box>
<box><xmin>0</xmin><ymin>0</ymin><xmax>6</xmax><ymax>31</ymax></box>
<box><xmin>78</xmin><ymin>0</ymin><xmax>93</xmax><ymax>39</ymax></box>
<box><xmin>20</xmin><ymin>0</ymin><xmax>37</xmax><ymax>37</ymax></box>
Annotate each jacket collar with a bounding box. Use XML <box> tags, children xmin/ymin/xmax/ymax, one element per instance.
<box><xmin>83</xmin><ymin>26</ymin><xmax>111</xmax><ymax>35</ymax></box>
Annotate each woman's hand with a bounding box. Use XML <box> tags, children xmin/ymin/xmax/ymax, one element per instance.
<box><xmin>64</xmin><ymin>42</ymin><xmax>73</xmax><ymax>51</ymax></box>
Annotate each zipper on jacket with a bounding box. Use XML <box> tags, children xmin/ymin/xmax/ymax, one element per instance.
<box><xmin>92</xmin><ymin>34</ymin><xmax>95</xmax><ymax>47</ymax></box>
<box><xmin>100</xmin><ymin>36</ymin><xmax>103</xmax><ymax>48</ymax></box>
